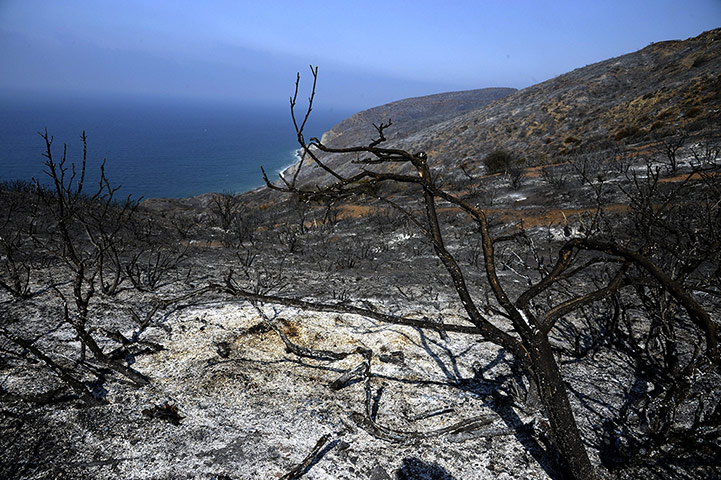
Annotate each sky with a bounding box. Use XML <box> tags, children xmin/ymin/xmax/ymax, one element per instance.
<box><xmin>0</xmin><ymin>0</ymin><xmax>719</xmax><ymax>110</ymax></box>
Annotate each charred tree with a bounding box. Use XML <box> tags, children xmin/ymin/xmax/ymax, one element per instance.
<box><xmin>244</xmin><ymin>67</ymin><xmax>719</xmax><ymax>480</ymax></box>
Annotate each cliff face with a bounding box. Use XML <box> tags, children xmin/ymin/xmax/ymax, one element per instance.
<box><xmin>294</xmin><ymin>28</ymin><xmax>720</xmax><ymax>185</ymax></box>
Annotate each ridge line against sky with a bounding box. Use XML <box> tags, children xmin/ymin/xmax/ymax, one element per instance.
<box><xmin>1</xmin><ymin>0</ymin><xmax>719</xmax><ymax>110</ymax></box>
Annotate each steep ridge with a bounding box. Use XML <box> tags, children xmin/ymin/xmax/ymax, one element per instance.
<box><xmin>293</xmin><ymin>28</ymin><xmax>720</xmax><ymax>185</ymax></box>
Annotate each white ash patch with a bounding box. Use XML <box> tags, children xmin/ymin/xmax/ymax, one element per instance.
<box><xmin>497</xmin><ymin>192</ymin><xmax>528</xmax><ymax>203</ymax></box>
<box><xmin>387</xmin><ymin>232</ymin><xmax>414</xmax><ymax>245</ymax></box>
<box><xmin>547</xmin><ymin>225</ymin><xmax>584</xmax><ymax>241</ymax></box>
<box><xmin>4</xmin><ymin>299</ymin><xmax>551</xmax><ymax>479</ymax></box>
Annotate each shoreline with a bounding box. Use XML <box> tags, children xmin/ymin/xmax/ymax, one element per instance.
<box><xmin>277</xmin><ymin>148</ymin><xmax>303</xmax><ymax>180</ymax></box>
<box><xmin>142</xmin><ymin>148</ymin><xmax>305</xmax><ymax>202</ymax></box>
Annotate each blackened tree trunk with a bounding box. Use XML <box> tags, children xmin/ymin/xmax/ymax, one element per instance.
<box><xmin>528</xmin><ymin>333</ymin><xmax>597</xmax><ymax>480</ymax></box>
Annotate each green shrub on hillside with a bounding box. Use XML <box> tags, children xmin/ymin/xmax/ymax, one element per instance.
<box><xmin>482</xmin><ymin>149</ymin><xmax>517</xmax><ymax>174</ymax></box>
<box><xmin>482</xmin><ymin>149</ymin><xmax>525</xmax><ymax>188</ymax></box>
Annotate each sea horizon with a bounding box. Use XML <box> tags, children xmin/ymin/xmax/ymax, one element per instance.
<box><xmin>0</xmin><ymin>93</ymin><xmax>350</xmax><ymax>199</ymax></box>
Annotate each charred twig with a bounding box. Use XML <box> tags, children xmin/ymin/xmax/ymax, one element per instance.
<box><xmin>221</xmin><ymin>279</ymin><xmax>480</xmax><ymax>335</ymax></box>
<box><xmin>127</xmin><ymin>286</ymin><xmax>214</xmax><ymax>341</ymax></box>
<box><xmin>409</xmin><ymin>407</ymin><xmax>455</xmax><ymax>422</ymax></box>
<box><xmin>279</xmin><ymin>433</ymin><xmax>332</xmax><ymax>480</ymax></box>
<box><xmin>353</xmin><ymin>346</ymin><xmax>498</xmax><ymax>442</ymax></box>
<box><xmin>252</xmin><ymin>303</ymin><xmax>362</xmax><ymax>361</ymax></box>
<box><xmin>0</xmin><ymin>327</ymin><xmax>105</xmax><ymax>406</ymax></box>
<box><xmin>351</xmin><ymin>411</ymin><xmax>495</xmax><ymax>442</ymax></box>
<box><xmin>329</xmin><ymin>361</ymin><xmax>368</xmax><ymax>390</ymax></box>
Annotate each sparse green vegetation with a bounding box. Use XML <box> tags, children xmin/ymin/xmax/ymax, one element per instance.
<box><xmin>482</xmin><ymin>149</ymin><xmax>518</xmax><ymax>174</ymax></box>
<box><xmin>482</xmin><ymin>149</ymin><xmax>526</xmax><ymax>188</ymax></box>
<box><xmin>614</xmin><ymin>124</ymin><xmax>640</xmax><ymax>141</ymax></box>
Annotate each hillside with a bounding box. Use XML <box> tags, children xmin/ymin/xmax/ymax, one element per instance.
<box><xmin>287</xmin><ymin>28</ymin><xmax>720</xmax><ymax>185</ymax></box>
<box><xmin>318</xmin><ymin>87</ymin><xmax>516</xmax><ymax>147</ymax></box>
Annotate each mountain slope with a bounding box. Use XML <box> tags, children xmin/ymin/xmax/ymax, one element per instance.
<box><xmin>295</xmin><ymin>28</ymin><xmax>720</xmax><ymax>184</ymax></box>
<box><xmin>319</xmin><ymin>87</ymin><xmax>516</xmax><ymax>147</ymax></box>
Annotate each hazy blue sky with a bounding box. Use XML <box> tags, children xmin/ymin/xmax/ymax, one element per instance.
<box><xmin>1</xmin><ymin>0</ymin><xmax>719</xmax><ymax>110</ymax></box>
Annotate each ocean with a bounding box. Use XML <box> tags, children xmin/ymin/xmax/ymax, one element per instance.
<box><xmin>0</xmin><ymin>94</ymin><xmax>349</xmax><ymax>199</ymax></box>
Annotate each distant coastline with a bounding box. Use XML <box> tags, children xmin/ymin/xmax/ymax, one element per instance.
<box><xmin>276</xmin><ymin>145</ymin><xmax>329</xmax><ymax>186</ymax></box>
<box><xmin>0</xmin><ymin>96</ymin><xmax>349</xmax><ymax>199</ymax></box>
<box><xmin>277</xmin><ymin>148</ymin><xmax>303</xmax><ymax>180</ymax></box>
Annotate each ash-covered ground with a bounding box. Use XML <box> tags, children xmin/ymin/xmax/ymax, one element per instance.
<box><xmin>2</xmin><ymin>146</ymin><xmax>720</xmax><ymax>479</ymax></box>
